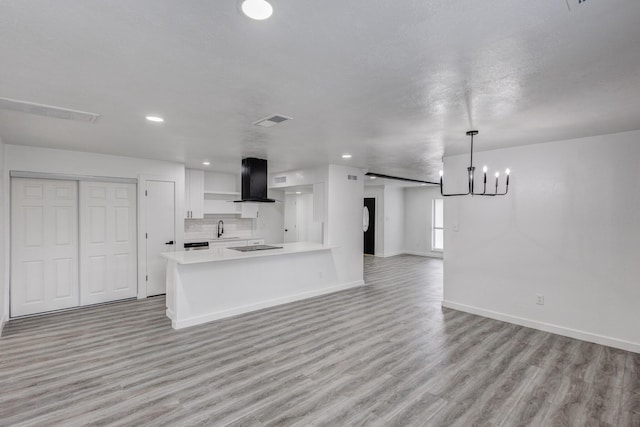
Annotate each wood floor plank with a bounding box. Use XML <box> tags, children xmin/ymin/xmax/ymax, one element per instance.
<box><xmin>0</xmin><ymin>255</ymin><xmax>637</xmax><ymax>426</ymax></box>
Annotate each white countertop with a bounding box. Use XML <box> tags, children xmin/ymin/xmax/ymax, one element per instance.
<box><xmin>162</xmin><ymin>242</ymin><xmax>335</xmax><ymax>265</ymax></box>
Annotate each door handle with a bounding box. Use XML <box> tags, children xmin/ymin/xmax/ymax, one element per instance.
<box><xmin>285</xmin><ymin>229</ymin><xmax>288</xmax><ymax>232</ymax></box>
<box><xmin>165</xmin><ymin>241</ymin><xmax>174</xmax><ymax>245</ymax></box>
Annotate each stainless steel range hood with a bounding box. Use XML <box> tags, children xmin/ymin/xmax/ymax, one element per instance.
<box><xmin>234</xmin><ymin>157</ymin><xmax>276</xmax><ymax>203</ymax></box>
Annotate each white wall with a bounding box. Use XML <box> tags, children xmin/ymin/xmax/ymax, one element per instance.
<box><xmin>3</xmin><ymin>144</ymin><xmax>185</xmax><ymax>311</ymax></box>
<box><xmin>271</xmin><ymin>164</ymin><xmax>364</xmax><ymax>286</ymax></box>
<box><xmin>364</xmin><ymin>186</ymin><xmax>384</xmax><ymax>256</ymax></box>
<box><xmin>296</xmin><ymin>193</ymin><xmax>323</xmax><ymax>243</ymax></box>
<box><xmin>383</xmin><ymin>186</ymin><xmax>404</xmax><ymax>257</ymax></box>
<box><xmin>0</xmin><ymin>139</ymin><xmax>6</xmax><ymax>333</ymax></box>
<box><xmin>326</xmin><ymin>165</ymin><xmax>364</xmax><ymax>285</ymax></box>
<box><xmin>404</xmin><ymin>186</ymin><xmax>443</xmax><ymax>258</ymax></box>
<box><xmin>270</xmin><ymin>166</ymin><xmax>327</xmax><ymax>189</ymax></box>
<box><xmin>256</xmin><ymin>188</ymin><xmax>285</xmax><ymax>244</ymax></box>
<box><xmin>442</xmin><ymin>130</ymin><xmax>640</xmax><ymax>353</ymax></box>
<box><xmin>270</xmin><ymin>166</ymin><xmax>327</xmax><ymax>244</ymax></box>
<box><xmin>365</xmin><ymin>184</ymin><xmax>442</xmax><ymax>258</ymax></box>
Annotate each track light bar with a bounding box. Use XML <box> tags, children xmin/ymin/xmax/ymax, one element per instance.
<box><xmin>365</xmin><ymin>172</ymin><xmax>438</xmax><ymax>185</ymax></box>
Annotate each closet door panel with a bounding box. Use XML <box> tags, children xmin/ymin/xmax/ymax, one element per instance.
<box><xmin>80</xmin><ymin>182</ymin><xmax>137</xmax><ymax>305</ymax></box>
<box><xmin>11</xmin><ymin>179</ymin><xmax>79</xmax><ymax>316</ymax></box>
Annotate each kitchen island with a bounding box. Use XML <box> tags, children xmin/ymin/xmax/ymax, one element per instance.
<box><xmin>161</xmin><ymin>242</ymin><xmax>363</xmax><ymax>329</ymax></box>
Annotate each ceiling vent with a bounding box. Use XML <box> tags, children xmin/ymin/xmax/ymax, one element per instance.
<box><xmin>0</xmin><ymin>97</ymin><xmax>101</xmax><ymax>123</ymax></box>
<box><xmin>565</xmin><ymin>0</ymin><xmax>588</xmax><ymax>10</ymax></box>
<box><xmin>252</xmin><ymin>114</ymin><xmax>292</xmax><ymax>128</ymax></box>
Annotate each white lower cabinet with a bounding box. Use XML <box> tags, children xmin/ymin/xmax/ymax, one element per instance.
<box><xmin>10</xmin><ymin>177</ymin><xmax>138</xmax><ymax>317</ymax></box>
<box><xmin>208</xmin><ymin>240</ymin><xmax>248</xmax><ymax>249</ymax></box>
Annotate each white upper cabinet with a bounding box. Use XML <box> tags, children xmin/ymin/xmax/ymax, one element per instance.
<box><xmin>203</xmin><ymin>171</ymin><xmax>238</xmax><ymax>215</ymax></box>
<box><xmin>185</xmin><ymin>169</ymin><xmax>204</xmax><ymax>219</ymax></box>
<box><xmin>186</xmin><ymin>169</ymin><xmax>260</xmax><ymax>218</ymax></box>
<box><xmin>204</xmin><ymin>171</ymin><xmax>239</xmax><ymax>195</ymax></box>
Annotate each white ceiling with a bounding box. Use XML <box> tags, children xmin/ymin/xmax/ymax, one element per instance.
<box><xmin>1</xmin><ymin>0</ymin><xmax>639</xmax><ymax>180</ymax></box>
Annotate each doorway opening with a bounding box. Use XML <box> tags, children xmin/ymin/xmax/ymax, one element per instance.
<box><xmin>431</xmin><ymin>198</ymin><xmax>444</xmax><ymax>253</ymax></box>
<box><xmin>283</xmin><ymin>185</ymin><xmax>323</xmax><ymax>244</ymax></box>
<box><xmin>363</xmin><ymin>197</ymin><xmax>375</xmax><ymax>255</ymax></box>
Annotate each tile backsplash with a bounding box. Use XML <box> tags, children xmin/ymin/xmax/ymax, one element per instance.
<box><xmin>185</xmin><ymin>215</ymin><xmax>255</xmax><ymax>241</ymax></box>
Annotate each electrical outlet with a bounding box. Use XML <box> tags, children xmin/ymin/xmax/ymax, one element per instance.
<box><xmin>536</xmin><ymin>294</ymin><xmax>544</xmax><ymax>305</ymax></box>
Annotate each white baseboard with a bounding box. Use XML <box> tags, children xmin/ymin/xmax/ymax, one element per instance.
<box><xmin>442</xmin><ymin>300</ymin><xmax>640</xmax><ymax>354</ymax></box>
<box><xmin>173</xmin><ymin>280</ymin><xmax>366</xmax><ymax>330</ymax></box>
<box><xmin>382</xmin><ymin>251</ymin><xmax>404</xmax><ymax>258</ymax></box>
<box><xmin>402</xmin><ymin>250</ymin><xmax>443</xmax><ymax>259</ymax></box>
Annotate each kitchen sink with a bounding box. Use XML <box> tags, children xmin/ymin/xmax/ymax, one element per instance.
<box><xmin>229</xmin><ymin>245</ymin><xmax>283</xmax><ymax>252</ymax></box>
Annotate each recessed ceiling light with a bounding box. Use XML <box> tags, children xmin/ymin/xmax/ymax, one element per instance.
<box><xmin>241</xmin><ymin>0</ymin><xmax>273</xmax><ymax>20</ymax></box>
<box><xmin>421</xmin><ymin>183</ymin><xmax>427</xmax><ymax>186</ymax></box>
<box><xmin>342</xmin><ymin>154</ymin><xmax>352</xmax><ymax>159</ymax></box>
<box><xmin>203</xmin><ymin>161</ymin><xmax>211</xmax><ymax>166</ymax></box>
<box><xmin>145</xmin><ymin>115</ymin><xmax>164</xmax><ymax>123</ymax></box>
<box><xmin>369</xmin><ymin>176</ymin><xmax>376</xmax><ymax>180</ymax></box>
<box><xmin>295</xmin><ymin>191</ymin><xmax>302</xmax><ymax>194</ymax></box>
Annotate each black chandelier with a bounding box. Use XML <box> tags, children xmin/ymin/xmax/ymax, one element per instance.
<box><xmin>439</xmin><ymin>130</ymin><xmax>510</xmax><ymax>197</ymax></box>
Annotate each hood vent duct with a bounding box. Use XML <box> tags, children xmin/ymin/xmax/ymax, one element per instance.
<box><xmin>235</xmin><ymin>157</ymin><xmax>276</xmax><ymax>203</ymax></box>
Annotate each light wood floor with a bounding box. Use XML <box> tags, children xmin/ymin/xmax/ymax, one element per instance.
<box><xmin>0</xmin><ymin>255</ymin><xmax>638</xmax><ymax>426</ymax></box>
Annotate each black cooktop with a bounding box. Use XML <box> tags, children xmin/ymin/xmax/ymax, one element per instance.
<box><xmin>229</xmin><ymin>245</ymin><xmax>283</xmax><ymax>252</ymax></box>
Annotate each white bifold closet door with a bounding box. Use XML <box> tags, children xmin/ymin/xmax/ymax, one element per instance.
<box><xmin>11</xmin><ymin>179</ymin><xmax>79</xmax><ymax>317</ymax></box>
<box><xmin>79</xmin><ymin>182</ymin><xmax>137</xmax><ymax>305</ymax></box>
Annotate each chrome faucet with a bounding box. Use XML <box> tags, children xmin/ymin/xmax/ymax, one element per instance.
<box><xmin>217</xmin><ymin>220</ymin><xmax>224</xmax><ymax>238</ymax></box>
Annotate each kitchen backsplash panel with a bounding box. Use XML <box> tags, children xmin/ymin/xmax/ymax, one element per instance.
<box><xmin>185</xmin><ymin>215</ymin><xmax>254</xmax><ymax>241</ymax></box>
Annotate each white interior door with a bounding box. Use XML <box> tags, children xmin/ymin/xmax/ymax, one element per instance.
<box><xmin>284</xmin><ymin>194</ymin><xmax>298</xmax><ymax>243</ymax></box>
<box><xmin>79</xmin><ymin>182</ymin><xmax>137</xmax><ymax>305</ymax></box>
<box><xmin>11</xmin><ymin>178</ymin><xmax>79</xmax><ymax>317</ymax></box>
<box><xmin>146</xmin><ymin>180</ymin><xmax>175</xmax><ymax>296</ymax></box>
